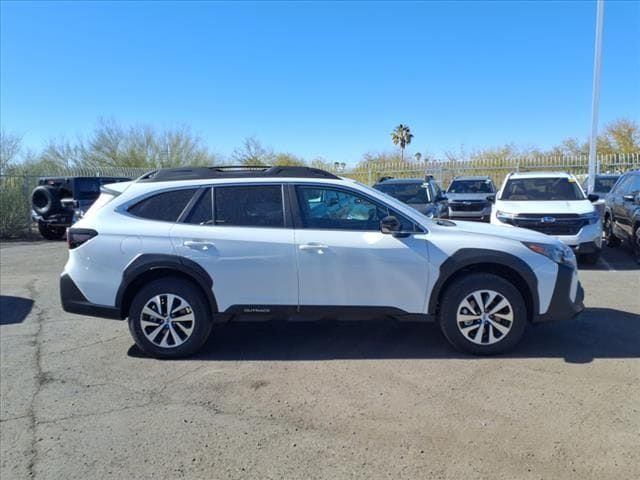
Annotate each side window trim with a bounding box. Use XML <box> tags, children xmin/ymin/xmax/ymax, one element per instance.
<box><xmin>177</xmin><ymin>187</ymin><xmax>209</xmax><ymax>223</ymax></box>
<box><xmin>292</xmin><ymin>183</ymin><xmax>425</xmax><ymax>233</ymax></box>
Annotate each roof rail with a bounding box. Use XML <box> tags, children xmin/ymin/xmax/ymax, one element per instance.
<box><xmin>138</xmin><ymin>165</ymin><xmax>341</xmax><ymax>182</ymax></box>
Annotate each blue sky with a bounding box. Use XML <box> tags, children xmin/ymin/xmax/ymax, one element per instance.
<box><xmin>1</xmin><ymin>0</ymin><xmax>639</xmax><ymax>164</ymax></box>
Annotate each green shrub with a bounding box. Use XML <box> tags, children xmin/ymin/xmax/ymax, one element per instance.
<box><xmin>0</xmin><ymin>177</ymin><xmax>30</xmax><ymax>238</ymax></box>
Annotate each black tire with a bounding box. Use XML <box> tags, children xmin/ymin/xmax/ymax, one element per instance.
<box><xmin>31</xmin><ymin>186</ymin><xmax>61</xmax><ymax>216</ymax></box>
<box><xmin>633</xmin><ymin>225</ymin><xmax>640</xmax><ymax>265</ymax></box>
<box><xmin>438</xmin><ymin>273</ymin><xmax>527</xmax><ymax>355</ymax></box>
<box><xmin>37</xmin><ymin>221</ymin><xmax>66</xmax><ymax>240</ymax></box>
<box><xmin>604</xmin><ymin>215</ymin><xmax>620</xmax><ymax>248</ymax></box>
<box><xmin>128</xmin><ymin>278</ymin><xmax>213</xmax><ymax>359</ymax></box>
<box><xmin>580</xmin><ymin>249</ymin><xmax>601</xmax><ymax>265</ymax></box>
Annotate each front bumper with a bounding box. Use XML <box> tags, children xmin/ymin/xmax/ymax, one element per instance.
<box><xmin>448</xmin><ymin>206</ymin><xmax>491</xmax><ymax>221</ymax></box>
<box><xmin>60</xmin><ymin>273</ymin><xmax>123</xmax><ymax>320</ymax></box>
<box><xmin>553</xmin><ymin>222</ymin><xmax>602</xmax><ymax>251</ymax></box>
<box><xmin>571</xmin><ymin>241</ymin><xmax>600</xmax><ymax>255</ymax></box>
<box><xmin>533</xmin><ymin>263</ymin><xmax>584</xmax><ymax>323</ymax></box>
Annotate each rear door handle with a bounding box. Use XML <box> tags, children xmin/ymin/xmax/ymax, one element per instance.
<box><xmin>184</xmin><ymin>240</ymin><xmax>215</xmax><ymax>251</ymax></box>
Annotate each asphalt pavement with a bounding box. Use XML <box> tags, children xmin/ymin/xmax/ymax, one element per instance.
<box><xmin>1</xmin><ymin>240</ymin><xmax>639</xmax><ymax>480</ymax></box>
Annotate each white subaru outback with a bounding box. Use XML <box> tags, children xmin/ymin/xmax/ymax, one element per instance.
<box><xmin>60</xmin><ymin>166</ymin><xmax>584</xmax><ymax>358</ymax></box>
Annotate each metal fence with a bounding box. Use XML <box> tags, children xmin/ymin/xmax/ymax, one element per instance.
<box><xmin>333</xmin><ymin>153</ymin><xmax>640</xmax><ymax>187</ymax></box>
<box><xmin>1</xmin><ymin>155</ymin><xmax>639</xmax><ymax>238</ymax></box>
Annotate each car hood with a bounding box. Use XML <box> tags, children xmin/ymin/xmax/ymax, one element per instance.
<box><xmin>494</xmin><ymin>200</ymin><xmax>595</xmax><ymax>215</ymax></box>
<box><xmin>446</xmin><ymin>193</ymin><xmax>492</xmax><ymax>202</ymax></box>
<box><xmin>432</xmin><ymin>218</ymin><xmax>556</xmax><ymax>244</ymax></box>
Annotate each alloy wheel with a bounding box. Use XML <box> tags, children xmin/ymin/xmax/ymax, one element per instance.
<box><xmin>456</xmin><ymin>289</ymin><xmax>514</xmax><ymax>345</ymax></box>
<box><xmin>140</xmin><ymin>294</ymin><xmax>195</xmax><ymax>348</ymax></box>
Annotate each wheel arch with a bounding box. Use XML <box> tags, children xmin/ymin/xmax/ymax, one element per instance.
<box><xmin>429</xmin><ymin>249</ymin><xmax>539</xmax><ymax>322</ymax></box>
<box><xmin>116</xmin><ymin>254</ymin><xmax>218</xmax><ymax>319</ymax></box>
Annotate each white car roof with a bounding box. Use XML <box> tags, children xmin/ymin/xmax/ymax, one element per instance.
<box><xmin>507</xmin><ymin>171</ymin><xmax>574</xmax><ymax>179</ymax></box>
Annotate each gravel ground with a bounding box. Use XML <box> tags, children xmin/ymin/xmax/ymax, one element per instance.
<box><xmin>1</xmin><ymin>241</ymin><xmax>639</xmax><ymax>480</ymax></box>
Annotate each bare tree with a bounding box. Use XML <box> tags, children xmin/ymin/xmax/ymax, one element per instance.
<box><xmin>0</xmin><ymin>129</ymin><xmax>22</xmax><ymax>174</ymax></box>
<box><xmin>231</xmin><ymin>137</ymin><xmax>275</xmax><ymax>166</ymax></box>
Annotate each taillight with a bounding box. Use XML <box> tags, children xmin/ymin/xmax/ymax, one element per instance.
<box><xmin>67</xmin><ymin>228</ymin><xmax>98</xmax><ymax>249</ymax></box>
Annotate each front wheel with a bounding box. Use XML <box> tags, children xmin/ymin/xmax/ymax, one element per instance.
<box><xmin>634</xmin><ymin>226</ymin><xmax>640</xmax><ymax>265</ymax></box>
<box><xmin>438</xmin><ymin>274</ymin><xmax>527</xmax><ymax>355</ymax></box>
<box><xmin>128</xmin><ymin>278</ymin><xmax>213</xmax><ymax>359</ymax></box>
<box><xmin>604</xmin><ymin>216</ymin><xmax>620</xmax><ymax>248</ymax></box>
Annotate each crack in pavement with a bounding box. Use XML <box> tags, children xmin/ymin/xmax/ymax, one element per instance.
<box><xmin>43</xmin><ymin>334</ymin><xmax>130</xmax><ymax>355</ymax></box>
<box><xmin>24</xmin><ymin>279</ymin><xmax>45</xmax><ymax>479</ymax></box>
<box><xmin>35</xmin><ymin>400</ymin><xmax>161</xmax><ymax>426</ymax></box>
<box><xmin>0</xmin><ymin>414</ymin><xmax>31</xmax><ymax>423</ymax></box>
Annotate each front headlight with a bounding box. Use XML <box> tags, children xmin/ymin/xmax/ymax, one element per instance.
<box><xmin>496</xmin><ymin>210</ymin><xmax>515</xmax><ymax>223</ymax></box>
<box><xmin>581</xmin><ymin>211</ymin><xmax>600</xmax><ymax>225</ymax></box>
<box><xmin>523</xmin><ymin>241</ymin><xmax>576</xmax><ymax>267</ymax></box>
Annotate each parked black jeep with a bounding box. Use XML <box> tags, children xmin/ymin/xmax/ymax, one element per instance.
<box><xmin>31</xmin><ymin>176</ymin><xmax>129</xmax><ymax>240</ymax></box>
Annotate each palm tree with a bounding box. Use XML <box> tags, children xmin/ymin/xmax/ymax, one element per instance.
<box><xmin>391</xmin><ymin>124</ymin><xmax>414</xmax><ymax>162</ymax></box>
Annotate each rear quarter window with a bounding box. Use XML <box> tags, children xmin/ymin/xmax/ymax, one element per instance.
<box><xmin>128</xmin><ymin>188</ymin><xmax>198</xmax><ymax>222</ymax></box>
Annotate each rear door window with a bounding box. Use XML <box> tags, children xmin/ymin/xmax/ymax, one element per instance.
<box><xmin>214</xmin><ymin>185</ymin><xmax>284</xmax><ymax>228</ymax></box>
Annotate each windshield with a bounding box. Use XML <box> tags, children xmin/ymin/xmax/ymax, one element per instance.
<box><xmin>374</xmin><ymin>182</ymin><xmax>430</xmax><ymax>204</ymax></box>
<box><xmin>447</xmin><ymin>179</ymin><xmax>494</xmax><ymax>194</ymax></box>
<box><xmin>501</xmin><ymin>177</ymin><xmax>586</xmax><ymax>201</ymax></box>
<box><xmin>594</xmin><ymin>176</ymin><xmax>619</xmax><ymax>193</ymax></box>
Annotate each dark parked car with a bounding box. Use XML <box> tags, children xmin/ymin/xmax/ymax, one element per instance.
<box><xmin>603</xmin><ymin>170</ymin><xmax>640</xmax><ymax>263</ymax></box>
<box><xmin>31</xmin><ymin>176</ymin><xmax>129</xmax><ymax>240</ymax></box>
<box><xmin>373</xmin><ymin>176</ymin><xmax>448</xmax><ymax>218</ymax></box>
<box><xmin>581</xmin><ymin>174</ymin><xmax>620</xmax><ymax>199</ymax></box>
<box><xmin>445</xmin><ymin>175</ymin><xmax>496</xmax><ymax>222</ymax></box>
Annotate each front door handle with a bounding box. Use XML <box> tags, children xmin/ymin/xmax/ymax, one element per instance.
<box><xmin>299</xmin><ymin>243</ymin><xmax>329</xmax><ymax>251</ymax></box>
<box><xmin>184</xmin><ymin>240</ymin><xmax>215</xmax><ymax>251</ymax></box>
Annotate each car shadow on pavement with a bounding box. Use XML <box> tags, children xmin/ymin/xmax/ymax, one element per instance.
<box><xmin>579</xmin><ymin>246</ymin><xmax>639</xmax><ymax>271</ymax></box>
<box><xmin>128</xmin><ymin>307</ymin><xmax>640</xmax><ymax>364</ymax></box>
<box><xmin>0</xmin><ymin>296</ymin><xmax>34</xmax><ymax>325</ymax></box>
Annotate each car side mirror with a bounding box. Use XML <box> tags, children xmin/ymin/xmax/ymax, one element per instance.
<box><xmin>380</xmin><ymin>215</ymin><xmax>401</xmax><ymax>234</ymax></box>
<box><xmin>622</xmin><ymin>193</ymin><xmax>636</xmax><ymax>202</ymax></box>
<box><xmin>588</xmin><ymin>193</ymin><xmax>599</xmax><ymax>202</ymax></box>
<box><xmin>486</xmin><ymin>195</ymin><xmax>496</xmax><ymax>203</ymax></box>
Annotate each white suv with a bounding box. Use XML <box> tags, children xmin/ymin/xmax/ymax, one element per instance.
<box><xmin>491</xmin><ymin>172</ymin><xmax>602</xmax><ymax>264</ymax></box>
<box><xmin>60</xmin><ymin>166</ymin><xmax>584</xmax><ymax>358</ymax></box>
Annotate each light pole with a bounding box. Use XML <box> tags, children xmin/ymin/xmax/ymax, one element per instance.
<box><xmin>588</xmin><ymin>0</ymin><xmax>605</xmax><ymax>193</ymax></box>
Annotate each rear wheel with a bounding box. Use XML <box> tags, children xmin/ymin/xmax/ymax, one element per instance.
<box><xmin>438</xmin><ymin>274</ymin><xmax>527</xmax><ymax>355</ymax></box>
<box><xmin>128</xmin><ymin>278</ymin><xmax>213</xmax><ymax>359</ymax></box>
<box><xmin>604</xmin><ymin>216</ymin><xmax>620</xmax><ymax>247</ymax></box>
<box><xmin>37</xmin><ymin>221</ymin><xmax>66</xmax><ymax>240</ymax></box>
